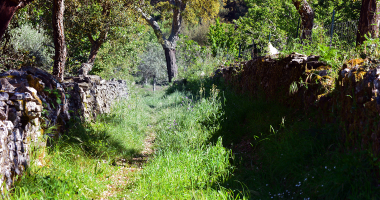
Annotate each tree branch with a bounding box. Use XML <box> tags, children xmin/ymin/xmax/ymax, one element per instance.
<box><xmin>136</xmin><ymin>7</ymin><xmax>166</xmax><ymax>45</ymax></box>
<box><xmin>87</xmin><ymin>33</ymin><xmax>95</xmax><ymax>44</ymax></box>
<box><xmin>15</xmin><ymin>0</ymin><xmax>34</xmax><ymax>9</ymax></box>
<box><xmin>168</xmin><ymin>0</ymin><xmax>181</xmax><ymax>43</ymax></box>
<box><xmin>166</xmin><ymin>0</ymin><xmax>186</xmax><ymax>49</ymax></box>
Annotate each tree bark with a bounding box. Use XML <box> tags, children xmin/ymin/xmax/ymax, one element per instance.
<box><xmin>137</xmin><ymin>0</ymin><xmax>186</xmax><ymax>82</ymax></box>
<box><xmin>52</xmin><ymin>0</ymin><xmax>66</xmax><ymax>81</ymax></box>
<box><xmin>87</xmin><ymin>40</ymin><xmax>102</xmax><ymax>65</ymax></box>
<box><xmin>78</xmin><ymin>31</ymin><xmax>107</xmax><ymax>76</ymax></box>
<box><xmin>292</xmin><ymin>0</ymin><xmax>314</xmax><ymax>40</ymax></box>
<box><xmin>356</xmin><ymin>0</ymin><xmax>380</xmax><ymax>46</ymax></box>
<box><xmin>153</xmin><ymin>75</ymin><xmax>156</xmax><ymax>92</ymax></box>
<box><xmin>0</xmin><ymin>0</ymin><xmax>33</xmax><ymax>41</ymax></box>
<box><xmin>163</xmin><ymin>47</ymin><xmax>177</xmax><ymax>83</ymax></box>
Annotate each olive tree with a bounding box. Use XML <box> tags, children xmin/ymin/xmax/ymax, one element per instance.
<box><xmin>137</xmin><ymin>0</ymin><xmax>222</xmax><ymax>82</ymax></box>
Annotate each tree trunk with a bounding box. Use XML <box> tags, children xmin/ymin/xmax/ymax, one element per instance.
<box><xmin>163</xmin><ymin>47</ymin><xmax>177</xmax><ymax>83</ymax></box>
<box><xmin>0</xmin><ymin>0</ymin><xmax>33</xmax><ymax>41</ymax></box>
<box><xmin>78</xmin><ymin>32</ymin><xmax>106</xmax><ymax>76</ymax></box>
<box><xmin>356</xmin><ymin>0</ymin><xmax>380</xmax><ymax>46</ymax></box>
<box><xmin>52</xmin><ymin>0</ymin><xmax>66</xmax><ymax>81</ymax></box>
<box><xmin>292</xmin><ymin>0</ymin><xmax>314</xmax><ymax>40</ymax></box>
<box><xmin>87</xmin><ymin>41</ymin><xmax>102</xmax><ymax>65</ymax></box>
<box><xmin>153</xmin><ymin>76</ymin><xmax>156</xmax><ymax>92</ymax></box>
<box><xmin>137</xmin><ymin>0</ymin><xmax>185</xmax><ymax>83</ymax></box>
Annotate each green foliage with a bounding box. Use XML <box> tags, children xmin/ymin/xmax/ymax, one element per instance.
<box><xmin>207</xmin><ymin>18</ymin><xmax>239</xmax><ymax>57</ymax></box>
<box><xmin>129</xmin><ymin>86</ymin><xmax>236</xmax><ymax>199</ymax></box>
<box><xmin>134</xmin><ymin>139</ymin><xmax>233</xmax><ymax>199</ymax></box>
<box><xmin>63</xmin><ymin>0</ymin><xmax>139</xmax><ymax>75</ymax></box>
<box><xmin>313</xmin><ymin>0</ymin><xmax>361</xmax><ymax>25</ymax></box>
<box><xmin>152</xmin><ymin>0</ymin><xmax>224</xmax><ymax>26</ymax></box>
<box><xmin>237</xmin><ymin>0</ymin><xmax>298</xmax><ymax>53</ymax></box>
<box><xmin>234</xmin><ymin>0</ymin><xmax>361</xmax><ymax>59</ymax></box>
<box><xmin>176</xmin><ymin>35</ymin><xmax>224</xmax><ymax>81</ymax></box>
<box><xmin>181</xmin><ymin>20</ymin><xmax>213</xmax><ymax>45</ymax></box>
<box><xmin>359</xmin><ymin>32</ymin><xmax>380</xmax><ymax>59</ymax></box>
<box><xmin>92</xmin><ymin>25</ymin><xmax>151</xmax><ymax>80</ymax></box>
<box><xmin>137</xmin><ymin>42</ymin><xmax>167</xmax><ymax>84</ymax></box>
<box><xmin>9</xmin><ymin>24</ymin><xmax>53</xmax><ymax>71</ymax></box>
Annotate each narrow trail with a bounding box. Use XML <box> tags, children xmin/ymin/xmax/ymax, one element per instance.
<box><xmin>100</xmin><ymin>131</ymin><xmax>156</xmax><ymax>199</ymax></box>
<box><xmin>100</xmin><ymin>86</ymin><xmax>159</xmax><ymax>199</ymax></box>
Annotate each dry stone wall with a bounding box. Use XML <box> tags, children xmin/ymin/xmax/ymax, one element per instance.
<box><xmin>0</xmin><ymin>66</ymin><xmax>128</xmax><ymax>189</ymax></box>
<box><xmin>62</xmin><ymin>75</ymin><xmax>128</xmax><ymax>121</ymax></box>
<box><xmin>216</xmin><ymin>53</ymin><xmax>380</xmax><ymax>159</ymax></box>
<box><xmin>216</xmin><ymin>53</ymin><xmax>333</xmax><ymax>109</ymax></box>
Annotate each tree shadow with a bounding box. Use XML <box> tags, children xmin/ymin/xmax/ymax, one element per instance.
<box><xmin>57</xmin><ymin>117</ymin><xmax>140</xmax><ymax>160</ymax></box>
<box><xmin>166</xmin><ymin>77</ymin><xmax>380</xmax><ymax>199</ymax></box>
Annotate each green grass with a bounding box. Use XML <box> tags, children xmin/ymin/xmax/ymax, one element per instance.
<box><xmin>126</xmin><ymin>87</ymin><xmax>238</xmax><ymax>199</ymax></box>
<box><xmin>9</xmin><ymin>87</ymin><xmax>152</xmax><ymax>199</ymax></box>
<box><xmin>169</xmin><ymin>78</ymin><xmax>380</xmax><ymax>199</ymax></box>
<box><xmin>8</xmin><ymin>77</ymin><xmax>380</xmax><ymax>199</ymax></box>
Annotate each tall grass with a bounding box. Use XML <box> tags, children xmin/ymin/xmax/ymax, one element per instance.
<box><xmin>128</xmin><ymin>86</ymin><xmax>239</xmax><ymax>199</ymax></box>
<box><xmin>171</xmin><ymin>78</ymin><xmax>380</xmax><ymax>199</ymax></box>
<box><xmin>9</xmin><ymin>88</ymin><xmax>151</xmax><ymax>199</ymax></box>
<box><xmin>9</xmin><ymin>73</ymin><xmax>380</xmax><ymax>199</ymax></box>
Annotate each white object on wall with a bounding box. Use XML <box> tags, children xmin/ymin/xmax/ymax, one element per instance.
<box><xmin>268</xmin><ymin>42</ymin><xmax>279</xmax><ymax>55</ymax></box>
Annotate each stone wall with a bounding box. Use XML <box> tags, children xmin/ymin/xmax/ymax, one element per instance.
<box><xmin>216</xmin><ymin>53</ymin><xmax>333</xmax><ymax>109</ymax></box>
<box><xmin>0</xmin><ymin>66</ymin><xmax>128</xmax><ymax>189</ymax></box>
<box><xmin>216</xmin><ymin>53</ymin><xmax>380</xmax><ymax>158</ymax></box>
<box><xmin>62</xmin><ymin>75</ymin><xmax>128</xmax><ymax>121</ymax></box>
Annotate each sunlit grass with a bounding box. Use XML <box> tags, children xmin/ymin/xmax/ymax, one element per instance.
<box><xmin>9</xmin><ymin>86</ymin><xmax>152</xmax><ymax>199</ymax></box>
<box><xmin>9</xmin><ymin>77</ymin><xmax>380</xmax><ymax>199</ymax></box>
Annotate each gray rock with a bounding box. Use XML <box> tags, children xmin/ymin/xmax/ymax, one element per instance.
<box><xmin>0</xmin><ymin>93</ymin><xmax>9</xmax><ymax>101</ymax></box>
<box><xmin>13</xmin><ymin>101</ymin><xmax>23</xmax><ymax>111</ymax></box>
<box><xmin>0</xmin><ymin>79</ymin><xmax>15</xmax><ymax>92</ymax></box>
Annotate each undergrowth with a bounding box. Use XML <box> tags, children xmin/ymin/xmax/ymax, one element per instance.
<box><xmin>169</xmin><ymin>78</ymin><xmax>380</xmax><ymax>199</ymax></box>
<box><xmin>127</xmin><ymin>87</ymin><xmax>241</xmax><ymax>199</ymax></box>
<box><xmin>8</xmin><ymin>73</ymin><xmax>380</xmax><ymax>199</ymax></box>
<box><xmin>9</xmin><ymin>89</ymin><xmax>151</xmax><ymax>199</ymax></box>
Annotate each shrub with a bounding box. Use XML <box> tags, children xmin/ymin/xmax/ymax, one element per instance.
<box><xmin>176</xmin><ymin>35</ymin><xmax>225</xmax><ymax>81</ymax></box>
<box><xmin>137</xmin><ymin>42</ymin><xmax>168</xmax><ymax>85</ymax></box>
<box><xmin>91</xmin><ymin>25</ymin><xmax>150</xmax><ymax>80</ymax></box>
<box><xmin>181</xmin><ymin>20</ymin><xmax>213</xmax><ymax>46</ymax></box>
<box><xmin>10</xmin><ymin>24</ymin><xmax>53</xmax><ymax>71</ymax></box>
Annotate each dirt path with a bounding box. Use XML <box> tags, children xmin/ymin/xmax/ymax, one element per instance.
<box><xmin>100</xmin><ymin>131</ymin><xmax>156</xmax><ymax>199</ymax></box>
<box><xmin>99</xmin><ymin>86</ymin><xmax>162</xmax><ymax>199</ymax></box>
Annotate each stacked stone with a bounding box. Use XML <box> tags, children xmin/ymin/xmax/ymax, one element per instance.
<box><xmin>333</xmin><ymin>59</ymin><xmax>380</xmax><ymax>155</ymax></box>
<box><xmin>216</xmin><ymin>54</ymin><xmax>380</xmax><ymax>158</ymax></box>
<box><xmin>62</xmin><ymin>76</ymin><xmax>128</xmax><ymax>121</ymax></box>
<box><xmin>0</xmin><ymin>66</ymin><xmax>128</xmax><ymax>190</ymax></box>
<box><xmin>0</xmin><ymin>70</ymin><xmax>44</xmax><ymax>190</ymax></box>
<box><xmin>216</xmin><ymin>53</ymin><xmax>333</xmax><ymax>109</ymax></box>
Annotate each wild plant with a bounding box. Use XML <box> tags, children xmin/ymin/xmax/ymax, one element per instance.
<box><xmin>9</xmin><ymin>23</ymin><xmax>53</xmax><ymax>71</ymax></box>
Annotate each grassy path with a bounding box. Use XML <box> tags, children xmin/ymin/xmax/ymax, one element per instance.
<box><xmin>9</xmin><ymin>82</ymin><xmax>380</xmax><ymax>199</ymax></box>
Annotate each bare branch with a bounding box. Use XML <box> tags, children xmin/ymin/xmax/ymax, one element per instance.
<box><xmin>136</xmin><ymin>7</ymin><xmax>166</xmax><ymax>45</ymax></box>
<box><xmin>87</xmin><ymin>33</ymin><xmax>95</xmax><ymax>44</ymax></box>
<box><xmin>167</xmin><ymin>0</ymin><xmax>186</xmax><ymax>48</ymax></box>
